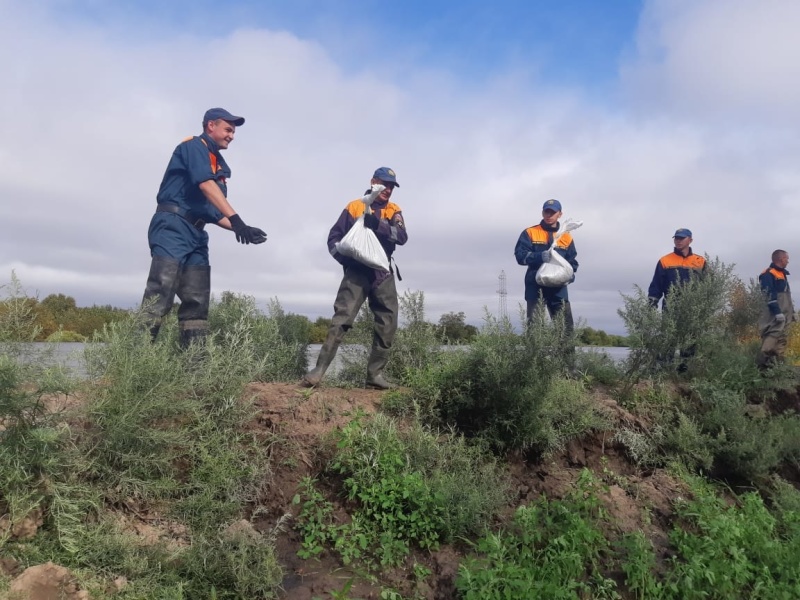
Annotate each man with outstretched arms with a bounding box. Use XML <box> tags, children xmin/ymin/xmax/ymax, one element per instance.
<box><xmin>141</xmin><ymin>107</ymin><xmax>267</xmax><ymax>347</ymax></box>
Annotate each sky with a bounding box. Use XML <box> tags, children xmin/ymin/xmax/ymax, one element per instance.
<box><xmin>3</xmin><ymin>0</ymin><xmax>800</xmax><ymax>335</ymax></box>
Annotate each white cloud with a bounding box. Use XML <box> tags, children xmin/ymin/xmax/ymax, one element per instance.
<box><xmin>2</xmin><ymin>0</ymin><xmax>800</xmax><ymax>336</ymax></box>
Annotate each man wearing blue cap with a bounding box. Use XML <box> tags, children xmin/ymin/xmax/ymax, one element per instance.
<box><xmin>303</xmin><ymin>167</ymin><xmax>408</xmax><ymax>389</ymax></box>
<box><xmin>514</xmin><ymin>199</ymin><xmax>579</xmax><ymax>334</ymax></box>
<box><xmin>140</xmin><ymin>107</ymin><xmax>267</xmax><ymax>348</ymax></box>
<box><xmin>647</xmin><ymin>228</ymin><xmax>706</xmax><ymax>310</ymax></box>
<box><xmin>756</xmin><ymin>249</ymin><xmax>794</xmax><ymax>369</ymax></box>
<box><xmin>647</xmin><ymin>228</ymin><xmax>706</xmax><ymax>371</ymax></box>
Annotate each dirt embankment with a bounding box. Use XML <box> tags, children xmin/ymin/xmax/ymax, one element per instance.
<box><xmin>3</xmin><ymin>382</ymin><xmax>690</xmax><ymax>599</ymax></box>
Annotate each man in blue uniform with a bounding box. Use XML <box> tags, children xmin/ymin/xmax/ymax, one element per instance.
<box><xmin>757</xmin><ymin>249</ymin><xmax>794</xmax><ymax>369</ymax></box>
<box><xmin>647</xmin><ymin>228</ymin><xmax>706</xmax><ymax>371</ymax></box>
<box><xmin>141</xmin><ymin>107</ymin><xmax>266</xmax><ymax>347</ymax></box>
<box><xmin>514</xmin><ymin>199</ymin><xmax>579</xmax><ymax>332</ymax></box>
<box><xmin>302</xmin><ymin>167</ymin><xmax>408</xmax><ymax>389</ymax></box>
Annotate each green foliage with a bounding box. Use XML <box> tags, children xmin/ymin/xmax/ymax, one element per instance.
<box><xmin>210</xmin><ymin>292</ymin><xmax>308</xmax><ymax>381</ymax></box>
<box><xmin>293</xmin><ymin>414</ymin><xmax>508</xmax><ymax>569</ymax></box>
<box><xmin>407</xmin><ymin>311</ymin><xmax>605</xmax><ymax>454</ymax></box>
<box><xmin>437</xmin><ymin>311</ymin><xmax>478</xmax><ymax>344</ymax></box>
<box><xmin>664</xmin><ymin>477</ymin><xmax>800</xmax><ymax>599</ymax></box>
<box><xmin>573</xmin><ymin>349</ymin><xmax>623</xmax><ymax>386</ymax></box>
<box><xmin>619</xmin><ymin>257</ymin><xmax>736</xmax><ymax>382</ymax></box>
<box><xmin>456</xmin><ymin>470</ymin><xmax>619</xmax><ymax>599</ymax></box>
<box><xmin>577</xmin><ymin>326</ymin><xmax>628</xmax><ymax>347</ymax></box>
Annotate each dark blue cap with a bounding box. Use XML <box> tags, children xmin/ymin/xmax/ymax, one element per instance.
<box><xmin>203</xmin><ymin>107</ymin><xmax>245</xmax><ymax>127</ymax></box>
<box><xmin>373</xmin><ymin>167</ymin><xmax>399</xmax><ymax>187</ymax></box>
<box><xmin>673</xmin><ymin>228</ymin><xmax>692</xmax><ymax>238</ymax></box>
<box><xmin>542</xmin><ymin>198</ymin><xmax>562</xmax><ymax>212</ymax></box>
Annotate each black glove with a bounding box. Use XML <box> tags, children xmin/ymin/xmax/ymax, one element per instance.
<box><xmin>363</xmin><ymin>212</ymin><xmax>380</xmax><ymax>231</ymax></box>
<box><xmin>249</xmin><ymin>227</ymin><xmax>267</xmax><ymax>244</ymax></box>
<box><xmin>229</xmin><ymin>214</ymin><xmax>266</xmax><ymax>245</ymax></box>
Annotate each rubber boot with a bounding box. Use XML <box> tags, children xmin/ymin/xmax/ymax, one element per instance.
<box><xmin>179</xmin><ymin>321</ymin><xmax>209</xmax><ymax>350</ymax></box>
<box><xmin>302</xmin><ymin>331</ymin><xmax>342</xmax><ymax>387</ymax></box>
<box><xmin>141</xmin><ymin>255</ymin><xmax>181</xmax><ymax>342</ymax></box>
<box><xmin>365</xmin><ymin>347</ymin><xmax>396</xmax><ymax>390</ymax></box>
<box><xmin>176</xmin><ymin>265</ymin><xmax>211</xmax><ymax>353</ymax></box>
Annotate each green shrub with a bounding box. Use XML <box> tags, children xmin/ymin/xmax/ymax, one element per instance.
<box><xmin>665</xmin><ymin>478</ymin><xmax>800</xmax><ymax>598</ymax></box>
<box><xmin>209</xmin><ymin>293</ymin><xmax>308</xmax><ymax>382</ymax></box>
<box><xmin>456</xmin><ymin>470</ymin><xmax>618</xmax><ymax>599</ymax></box>
<box><xmin>407</xmin><ymin>312</ymin><xmax>602</xmax><ymax>454</ymax></box>
<box><xmin>573</xmin><ymin>349</ymin><xmax>623</xmax><ymax>386</ymax></box>
<box><xmin>619</xmin><ymin>258</ymin><xmax>736</xmax><ymax>383</ymax></box>
<box><xmin>294</xmin><ymin>413</ymin><xmax>509</xmax><ymax>568</ymax></box>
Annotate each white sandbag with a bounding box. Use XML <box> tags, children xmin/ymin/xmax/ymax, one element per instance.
<box><xmin>334</xmin><ymin>183</ymin><xmax>391</xmax><ymax>271</ymax></box>
<box><xmin>535</xmin><ymin>218</ymin><xmax>583</xmax><ymax>287</ymax></box>
<box><xmin>536</xmin><ymin>250</ymin><xmax>574</xmax><ymax>287</ymax></box>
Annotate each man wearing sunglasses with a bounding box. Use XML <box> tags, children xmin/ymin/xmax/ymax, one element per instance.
<box><xmin>303</xmin><ymin>167</ymin><xmax>408</xmax><ymax>389</ymax></box>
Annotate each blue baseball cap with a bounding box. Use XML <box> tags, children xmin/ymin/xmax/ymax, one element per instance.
<box><xmin>373</xmin><ymin>167</ymin><xmax>400</xmax><ymax>187</ymax></box>
<box><xmin>542</xmin><ymin>199</ymin><xmax>562</xmax><ymax>212</ymax></box>
<box><xmin>203</xmin><ymin>107</ymin><xmax>245</xmax><ymax>127</ymax></box>
<box><xmin>673</xmin><ymin>228</ymin><xmax>692</xmax><ymax>239</ymax></box>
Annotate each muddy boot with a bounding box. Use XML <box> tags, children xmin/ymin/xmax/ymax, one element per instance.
<box><xmin>141</xmin><ymin>255</ymin><xmax>181</xmax><ymax>342</ymax></box>
<box><xmin>365</xmin><ymin>348</ymin><xmax>397</xmax><ymax>390</ymax></box>
<box><xmin>302</xmin><ymin>331</ymin><xmax>342</xmax><ymax>387</ymax></box>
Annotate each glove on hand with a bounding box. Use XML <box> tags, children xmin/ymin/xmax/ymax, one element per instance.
<box><xmin>249</xmin><ymin>227</ymin><xmax>268</xmax><ymax>244</ymax></box>
<box><xmin>363</xmin><ymin>212</ymin><xmax>380</xmax><ymax>231</ymax></box>
<box><xmin>229</xmin><ymin>214</ymin><xmax>265</xmax><ymax>245</ymax></box>
<box><xmin>775</xmin><ymin>313</ymin><xmax>786</xmax><ymax>326</ymax></box>
<box><xmin>539</xmin><ymin>250</ymin><xmax>551</xmax><ymax>263</ymax></box>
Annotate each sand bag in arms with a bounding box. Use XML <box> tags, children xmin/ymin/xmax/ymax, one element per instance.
<box><xmin>334</xmin><ymin>184</ymin><xmax>391</xmax><ymax>271</ymax></box>
<box><xmin>535</xmin><ymin>219</ymin><xmax>583</xmax><ymax>287</ymax></box>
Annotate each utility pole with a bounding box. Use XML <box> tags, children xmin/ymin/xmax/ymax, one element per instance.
<box><xmin>497</xmin><ymin>270</ymin><xmax>508</xmax><ymax>320</ymax></box>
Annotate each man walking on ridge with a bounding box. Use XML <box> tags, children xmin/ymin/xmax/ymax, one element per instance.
<box><xmin>140</xmin><ymin>107</ymin><xmax>267</xmax><ymax>348</ymax></box>
<box><xmin>757</xmin><ymin>249</ymin><xmax>794</xmax><ymax>370</ymax></box>
<box><xmin>303</xmin><ymin>167</ymin><xmax>408</xmax><ymax>390</ymax></box>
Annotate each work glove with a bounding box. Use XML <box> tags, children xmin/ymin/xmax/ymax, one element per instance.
<box><xmin>539</xmin><ymin>250</ymin><xmax>551</xmax><ymax>263</ymax></box>
<box><xmin>229</xmin><ymin>214</ymin><xmax>266</xmax><ymax>245</ymax></box>
<box><xmin>363</xmin><ymin>211</ymin><xmax>380</xmax><ymax>231</ymax></box>
<box><xmin>774</xmin><ymin>313</ymin><xmax>786</xmax><ymax>327</ymax></box>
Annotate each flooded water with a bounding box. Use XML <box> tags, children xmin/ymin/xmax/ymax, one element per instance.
<box><xmin>12</xmin><ymin>342</ymin><xmax>629</xmax><ymax>378</ymax></box>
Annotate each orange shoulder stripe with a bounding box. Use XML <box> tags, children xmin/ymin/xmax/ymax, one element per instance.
<box><xmin>659</xmin><ymin>253</ymin><xmax>705</xmax><ymax>270</ymax></box>
<box><xmin>526</xmin><ymin>226</ymin><xmax>572</xmax><ymax>248</ymax></box>
<box><xmin>346</xmin><ymin>200</ymin><xmax>401</xmax><ymax>220</ymax></box>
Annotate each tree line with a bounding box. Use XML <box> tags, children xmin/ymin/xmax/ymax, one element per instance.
<box><xmin>0</xmin><ymin>293</ymin><xmax>627</xmax><ymax>346</ymax></box>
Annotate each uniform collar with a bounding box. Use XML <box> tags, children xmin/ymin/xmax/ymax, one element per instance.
<box><xmin>199</xmin><ymin>132</ymin><xmax>221</xmax><ymax>154</ymax></box>
<box><xmin>673</xmin><ymin>248</ymin><xmax>693</xmax><ymax>257</ymax></box>
<box><xmin>770</xmin><ymin>263</ymin><xmax>790</xmax><ymax>275</ymax></box>
<box><xmin>539</xmin><ymin>220</ymin><xmax>560</xmax><ymax>232</ymax></box>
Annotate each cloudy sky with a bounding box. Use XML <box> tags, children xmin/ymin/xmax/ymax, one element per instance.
<box><xmin>3</xmin><ymin>0</ymin><xmax>800</xmax><ymax>335</ymax></box>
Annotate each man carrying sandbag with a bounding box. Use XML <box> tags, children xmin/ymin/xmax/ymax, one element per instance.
<box><xmin>514</xmin><ymin>199</ymin><xmax>579</xmax><ymax>333</ymax></box>
<box><xmin>302</xmin><ymin>167</ymin><xmax>408</xmax><ymax>389</ymax></box>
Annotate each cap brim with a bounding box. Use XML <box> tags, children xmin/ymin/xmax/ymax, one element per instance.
<box><xmin>227</xmin><ymin>116</ymin><xmax>245</xmax><ymax>126</ymax></box>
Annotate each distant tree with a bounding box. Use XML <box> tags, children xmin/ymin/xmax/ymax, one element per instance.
<box><xmin>437</xmin><ymin>311</ymin><xmax>478</xmax><ymax>344</ymax></box>
<box><xmin>309</xmin><ymin>317</ymin><xmax>332</xmax><ymax>344</ymax></box>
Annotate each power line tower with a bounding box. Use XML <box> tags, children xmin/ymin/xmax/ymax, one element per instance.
<box><xmin>497</xmin><ymin>270</ymin><xmax>508</xmax><ymax>320</ymax></box>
